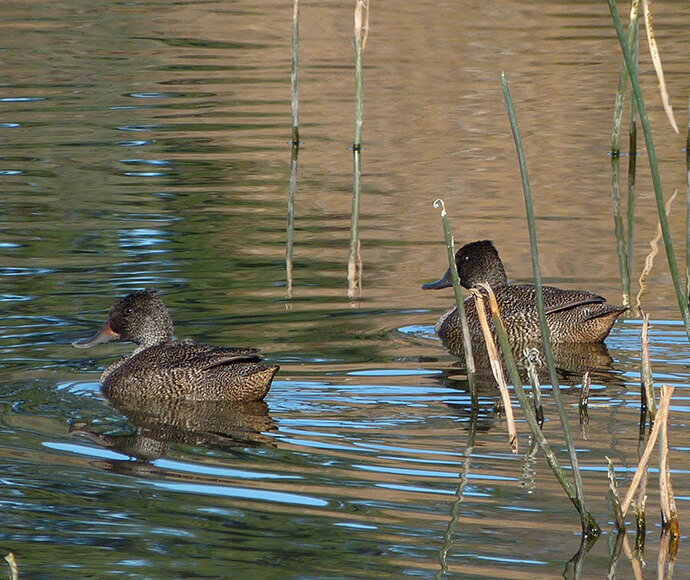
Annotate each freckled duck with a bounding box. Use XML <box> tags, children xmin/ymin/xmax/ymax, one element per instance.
<box><xmin>72</xmin><ymin>289</ymin><xmax>278</xmax><ymax>402</ymax></box>
<box><xmin>422</xmin><ymin>240</ymin><xmax>625</xmax><ymax>353</ymax></box>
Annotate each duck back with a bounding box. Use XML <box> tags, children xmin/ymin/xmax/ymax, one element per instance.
<box><xmin>436</xmin><ymin>284</ymin><xmax>625</xmax><ymax>353</ymax></box>
<box><xmin>102</xmin><ymin>341</ymin><xmax>278</xmax><ymax>403</ymax></box>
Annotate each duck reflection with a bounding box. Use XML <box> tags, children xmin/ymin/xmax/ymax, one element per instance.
<box><xmin>74</xmin><ymin>395</ymin><xmax>277</xmax><ymax>475</ymax></box>
<box><xmin>436</xmin><ymin>339</ymin><xmax>622</xmax><ymax>391</ymax></box>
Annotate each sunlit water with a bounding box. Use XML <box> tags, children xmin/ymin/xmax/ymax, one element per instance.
<box><xmin>2</xmin><ymin>1</ymin><xmax>690</xmax><ymax>578</ymax></box>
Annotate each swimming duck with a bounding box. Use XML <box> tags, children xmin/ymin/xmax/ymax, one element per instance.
<box><xmin>72</xmin><ymin>289</ymin><xmax>278</xmax><ymax>403</ymax></box>
<box><xmin>422</xmin><ymin>240</ymin><xmax>625</xmax><ymax>354</ymax></box>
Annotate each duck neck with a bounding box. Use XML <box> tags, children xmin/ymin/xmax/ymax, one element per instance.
<box><xmin>139</xmin><ymin>326</ymin><xmax>173</xmax><ymax>348</ymax></box>
<box><xmin>483</xmin><ymin>268</ymin><xmax>508</xmax><ymax>289</ymax></box>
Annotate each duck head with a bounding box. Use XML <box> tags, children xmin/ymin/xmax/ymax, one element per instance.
<box><xmin>422</xmin><ymin>240</ymin><xmax>508</xmax><ymax>291</ymax></box>
<box><xmin>73</xmin><ymin>289</ymin><xmax>174</xmax><ymax>349</ymax></box>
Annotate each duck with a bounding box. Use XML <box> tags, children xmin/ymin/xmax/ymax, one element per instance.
<box><xmin>72</xmin><ymin>289</ymin><xmax>278</xmax><ymax>403</ymax></box>
<box><xmin>422</xmin><ymin>240</ymin><xmax>625</xmax><ymax>355</ymax></box>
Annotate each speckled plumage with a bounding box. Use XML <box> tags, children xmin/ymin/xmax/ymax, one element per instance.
<box><xmin>73</xmin><ymin>289</ymin><xmax>278</xmax><ymax>402</ymax></box>
<box><xmin>423</xmin><ymin>240</ymin><xmax>625</xmax><ymax>354</ymax></box>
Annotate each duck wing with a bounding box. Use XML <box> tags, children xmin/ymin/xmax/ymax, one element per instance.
<box><xmin>139</xmin><ymin>342</ymin><xmax>263</xmax><ymax>371</ymax></box>
<box><xmin>542</xmin><ymin>289</ymin><xmax>606</xmax><ymax>315</ymax></box>
<box><xmin>178</xmin><ymin>343</ymin><xmax>264</xmax><ymax>370</ymax></box>
<box><xmin>505</xmin><ymin>285</ymin><xmax>607</xmax><ymax>315</ymax></box>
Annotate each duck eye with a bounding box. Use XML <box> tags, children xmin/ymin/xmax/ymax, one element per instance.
<box><xmin>462</xmin><ymin>255</ymin><xmax>470</xmax><ymax>262</ymax></box>
<box><xmin>124</xmin><ymin>307</ymin><xmax>133</xmax><ymax>316</ymax></box>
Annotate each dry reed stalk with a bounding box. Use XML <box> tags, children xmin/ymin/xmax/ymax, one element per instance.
<box><xmin>347</xmin><ymin>236</ymin><xmax>362</xmax><ymax>300</ymax></box>
<box><xmin>482</xmin><ymin>284</ymin><xmax>599</xmax><ymax>532</ymax></box>
<box><xmin>3</xmin><ymin>553</ymin><xmax>18</xmax><ymax>580</ymax></box>
<box><xmin>471</xmin><ymin>287</ymin><xmax>518</xmax><ymax>454</ymax></box>
<box><xmin>621</xmin><ymin>534</ymin><xmax>646</xmax><ymax>579</ymax></box>
<box><xmin>635</xmin><ymin>189</ymin><xmax>677</xmax><ymax>310</ymax></box>
<box><xmin>642</xmin><ymin>0</ymin><xmax>678</xmax><ymax>133</ymax></box>
<box><xmin>658</xmin><ymin>386</ymin><xmax>679</xmax><ymax>534</ymax></box>
<box><xmin>620</xmin><ymin>384</ymin><xmax>674</xmax><ymax>517</ymax></box>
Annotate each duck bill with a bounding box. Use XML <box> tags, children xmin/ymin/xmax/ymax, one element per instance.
<box><xmin>72</xmin><ymin>321</ymin><xmax>120</xmax><ymax>349</ymax></box>
<box><xmin>421</xmin><ymin>268</ymin><xmax>454</xmax><ymax>290</ymax></box>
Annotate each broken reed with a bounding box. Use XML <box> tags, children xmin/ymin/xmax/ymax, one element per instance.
<box><xmin>477</xmin><ymin>283</ymin><xmax>600</xmax><ymax>536</ymax></box>
<box><xmin>471</xmin><ymin>287</ymin><xmax>517</xmax><ymax>453</ymax></box>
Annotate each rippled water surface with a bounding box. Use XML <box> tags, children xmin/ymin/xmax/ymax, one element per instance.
<box><xmin>3</xmin><ymin>1</ymin><xmax>690</xmax><ymax>578</ymax></box>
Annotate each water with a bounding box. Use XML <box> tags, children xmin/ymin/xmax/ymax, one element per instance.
<box><xmin>2</xmin><ymin>0</ymin><xmax>690</xmax><ymax>577</ymax></box>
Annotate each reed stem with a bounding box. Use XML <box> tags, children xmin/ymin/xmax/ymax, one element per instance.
<box><xmin>348</xmin><ymin>0</ymin><xmax>367</xmax><ymax>299</ymax></box>
<box><xmin>433</xmin><ymin>200</ymin><xmax>477</xmax><ymax>402</ymax></box>
<box><xmin>640</xmin><ymin>312</ymin><xmax>656</xmax><ymax>420</ymax></box>
<box><xmin>608</xmin><ymin>0</ymin><xmax>690</xmax><ymax>341</ymax></box>
<box><xmin>610</xmin><ymin>0</ymin><xmax>639</xmax><ymax>156</ymax></box>
<box><xmin>611</xmin><ymin>6</ymin><xmax>638</xmax><ymax>308</ymax></box>
<box><xmin>353</xmin><ymin>0</ymin><xmax>367</xmax><ymax>151</ymax></box>
<box><xmin>626</xmin><ymin>34</ymin><xmax>638</xmax><ymax>287</ymax></box>
<box><xmin>286</xmin><ymin>145</ymin><xmax>298</xmax><ymax>299</ymax></box>
<box><xmin>611</xmin><ymin>156</ymin><xmax>631</xmax><ymax>308</ymax></box>
<box><xmin>290</xmin><ymin>0</ymin><xmax>300</xmax><ymax>146</ymax></box>
<box><xmin>483</xmin><ymin>285</ymin><xmax>599</xmax><ymax>535</ymax></box>
<box><xmin>348</xmin><ymin>149</ymin><xmax>363</xmax><ymax>300</ymax></box>
<box><xmin>501</xmin><ymin>72</ymin><xmax>593</xmax><ymax>536</ymax></box>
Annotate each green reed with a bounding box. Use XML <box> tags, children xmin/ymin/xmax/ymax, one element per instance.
<box><xmin>610</xmin><ymin>1</ymin><xmax>638</xmax><ymax>310</ymax></box>
<box><xmin>608</xmin><ymin>0</ymin><xmax>690</xmax><ymax>341</ymax></box>
<box><xmin>501</xmin><ymin>72</ymin><xmax>595</xmax><ymax>536</ymax></box>
<box><xmin>433</xmin><ymin>200</ymin><xmax>477</xmax><ymax>402</ymax></box>
<box><xmin>611</xmin><ymin>0</ymin><xmax>639</xmax><ymax>157</ymax></box>
<box><xmin>611</xmin><ymin>157</ymin><xmax>631</xmax><ymax>308</ymax></box>
<box><xmin>348</xmin><ymin>0</ymin><xmax>367</xmax><ymax>299</ymax></box>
